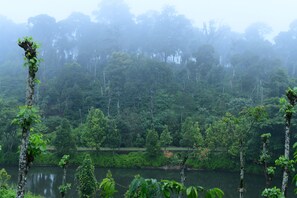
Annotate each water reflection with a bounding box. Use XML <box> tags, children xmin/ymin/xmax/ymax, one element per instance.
<box><xmin>3</xmin><ymin>166</ymin><xmax>295</xmax><ymax>198</ymax></box>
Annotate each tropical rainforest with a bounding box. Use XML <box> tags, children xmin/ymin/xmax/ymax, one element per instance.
<box><xmin>1</xmin><ymin>0</ymin><xmax>297</xmax><ymax>197</ymax></box>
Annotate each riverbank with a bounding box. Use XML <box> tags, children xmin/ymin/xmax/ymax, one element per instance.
<box><xmin>1</xmin><ymin>150</ymin><xmax>262</xmax><ymax>174</ymax></box>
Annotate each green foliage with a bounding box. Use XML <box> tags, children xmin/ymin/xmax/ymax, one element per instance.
<box><xmin>161</xmin><ymin>179</ymin><xmax>185</xmax><ymax>197</ymax></box>
<box><xmin>0</xmin><ymin>169</ymin><xmax>13</xmax><ymax>198</ymax></box>
<box><xmin>125</xmin><ymin>176</ymin><xmax>163</xmax><ymax>198</ymax></box>
<box><xmin>205</xmin><ymin>113</ymin><xmax>239</xmax><ymax>156</ymax></box>
<box><xmin>18</xmin><ymin>37</ymin><xmax>41</xmax><ymax>74</ymax></box>
<box><xmin>180</xmin><ymin>117</ymin><xmax>203</xmax><ymax>147</ymax></box>
<box><xmin>83</xmin><ymin>108</ymin><xmax>107</xmax><ymax>151</ymax></box>
<box><xmin>279</xmin><ymin>97</ymin><xmax>295</xmax><ymax>120</ymax></box>
<box><xmin>266</xmin><ymin>166</ymin><xmax>276</xmax><ymax>176</ymax></box>
<box><xmin>12</xmin><ymin>106</ymin><xmax>40</xmax><ymax>130</ymax></box>
<box><xmin>205</xmin><ymin>188</ymin><xmax>224</xmax><ymax>198</ymax></box>
<box><xmin>260</xmin><ymin>152</ymin><xmax>271</xmax><ymax>164</ymax></box>
<box><xmin>76</xmin><ymin>154</ymin><xmax>97</xmax><ymax>198</ymax></box>
<box><xmin>285</xmin><ymin>87</ymin><xmax>297</xmax><ymax>104</ymax></box>
<box><xmin>31</xmin><ymin>151</ymin><xmax>168</xmax><ymax>168</ymax></box>
<box><xmin>261</xmin><ymin>187</ymin><xmax>284</xmax><ymax>198</ymax></box>
<box><xmin>260</xmin><ymin>133</ymin><xmax>271</xmax><ymax>142</ymax></box>
<box><xmin>160</xmin><ymin>125</ymin><xmax>173</xmax><ymax>149</ymax></box>
<box><xmin>145</xmin><ymin>129</ymin><xmax>161</xmax><ymax>158</ymax></box>
<box><xmin>186</xmin><ymin>152</ymin><xmax>236</xmax><ymax>170</ymax></box>
<box><xmin>104</xmin><ymin>119</ymin><xmax>121</xmax><ymax>149</ymax></box>
<box><xmin>53</xmin><ymin>119</ymin><xmax>76</xmax><ymax>157</ymax></box>
<box><xmin>98</xmin><ymin>170</ymin><xmax>117</xmax><ymax>198</ymax></box>
<box><xmin>58</xmin><ymin>183</ymin><xmax>71</xmax><ymax>196</ymax></box>
<box><xmin>275</xmin><ymin>156</ymin><xmax>295</xmax><ymax>172</ymax></box>
<box><xmin>259</xmin><ymin>133</ymin><xmax>272</xmax><ymax>164</ymax></box>
<box><xmin>241</xmin><ymin>106</ymin><xmax>267</xmax><ymax>123</ymax></box>
<box><xmin>5</xmin><ymin>11</ymin><xmax>297</xmax><ymax>197</ymax></box>
<box><xmin>17</xmin><ymin>37</ymin><xmax>40</xmax><ymax>52</ymax></box>
<box><xmin>125</xmin><ymin>176</ymin><xmax>224</xmax><ymax>198</ymax></box>
<box><xmin>0</xmin><ymin>187</ymin><xmax>15</xmax><ymax>198</ymax></box>
<box><xmin>2</xmin><ymin>3</ymin><xmax>297</xmax><ymax>173</ymax></box>
<box><xmin>27</xmin><ymin>133</ymin><xmax>47</xmax><ymax>162</ymax></box>
<box><xmin>0</xmin><ymin>97</ymin><xmax>19</xmax><ymax>156</ymax></box>
<box><xmin>58</xmin><ymin>155</ymin><xmax>71</xmax><ymax>197</ymax></box>
<box><xmin>206</xmin><ymin>107</ymin><xmax>267</xmax><ymax>157</ymax></box>
<box><xmin>186</xmin><ymin>186</ymin><xmax>199</xmax><ymax>198</ymax></box>
<box><xmin>0</xmin><ymin>169</ymin><xmax>10</xmax><ymax>189</ymax></box>
<box><xmin>58</xmin><ymin>154</ymin><xmax>70</xmax><ymax>168</ymax></box>
<box><xmin>32</xmin><ymin>152</ymin><xmax>58</xmax><ymax>165</ymax></box>
<box><xmin>0</xmin><ymin>168</ymin><xmax>40</xmax><ymax>198</ymax></box>
<box><xmin>0</xmin><ymin>187</ymin><xmax>42</xmax><ymax>198</ymax></box>
<box><xmin>134</xmin><ymin>134</ymin><xmax>145</xmax><ymax>148</ymax></box>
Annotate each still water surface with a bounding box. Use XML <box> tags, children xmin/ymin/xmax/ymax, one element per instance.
<box><xmin>3</xmin><ymin>166</ymin><xmax>295</xmax><ymax>198</ymax></box>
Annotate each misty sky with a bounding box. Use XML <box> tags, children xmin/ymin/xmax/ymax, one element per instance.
<box><xmin>1</xmin><ymin>0</ymin><xmax>297</xmax><ymax>35</ymax></box>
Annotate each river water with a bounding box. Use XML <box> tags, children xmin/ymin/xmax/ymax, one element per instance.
<box><xmin>3</xmin><ymin>166</ymin><xmax>295</xmax><ymax>197</ymax></box>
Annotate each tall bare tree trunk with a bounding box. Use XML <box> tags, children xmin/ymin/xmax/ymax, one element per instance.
<box><xmin>17</xmin><ymin>38</ymin><xmax>39</xmax><ymax>198</ymax></box>
<box><xmin>281</xmin><ymin>120</ymin><xmax>290</xmax><ymax>196</ymax></box>
<box><xmin>281</xmin><ymin>88</ymin><xmax>297</xmax><ymax>197</ymax></box>
<box><xmin>17</xmin><ymin>77</ymin><xmax>35</xmax><ymax>197</ymax></box>
<box><xmin>262</xmin><ymin>140</ymin><xmax>269</xmax><ymax>187</ymax></box>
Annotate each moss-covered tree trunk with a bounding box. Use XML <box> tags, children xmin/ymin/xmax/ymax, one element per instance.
<box><xmin>262</xmin><ymin>138</ymin><xmax>270</xmax><ymax>187</ymax></box>
<box><xmin>16</xmin><ymin>38</ymin><xmax>39</xmax><ymax>198</ymax></box>
<box><xmin>281</xmin><ymin>118</ymin><xmax>290</xmax><ymax>196</ymax></box>
<box><xmin>281</xmin><ymin>88</ymin><xmax>297</xmax><ymax>197</ymax></box>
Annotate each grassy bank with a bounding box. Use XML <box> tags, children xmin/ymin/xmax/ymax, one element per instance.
<box><xmin>34</xmin><ymin>151</ymin><xmax>169</xmax><ymax>168</ymax></box>
<box><xmin>1</xmin><ymin>149</ymin><xmax>262</xmax><ymax>173</ymax></box>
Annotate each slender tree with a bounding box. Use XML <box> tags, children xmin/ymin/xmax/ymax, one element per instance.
<box><xmin>280</xmin><ymin>88</ymin><xmax>297</xmax><ymax>196</ymax></box>
<box><xmin>238</xmin><ymin>107</ymin><xmax>266</xmax><ymax>198</ymax></box>
<box><xmin>259</xmin><ymin>133</ymin><xmax>272</xmax><ymax>187</ymax></box>
<box><xmin>58</xmin><ymin>155</ymin><xmax>71</xmax><ymax>198</ymax></box>
<box><xmin>16</xmin><ymin>37</ymin><xmax>41</xmax><ymax>198</ymax></box>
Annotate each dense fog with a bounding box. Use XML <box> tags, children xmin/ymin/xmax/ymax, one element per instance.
<box><xmin>1</xmin><ymin>0</ymin><xmax>297</xmax><ymax>149</ymax></box>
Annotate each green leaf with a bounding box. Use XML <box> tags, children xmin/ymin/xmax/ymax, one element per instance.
<box><xmin>186</xmin><ymin>186</ymin><xmax>198</xmax><ymax>198</ymax></box>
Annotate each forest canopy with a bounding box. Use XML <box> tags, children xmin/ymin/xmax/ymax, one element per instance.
<box><xmin>0</xmin><ymin>0</ymin><xmax>296</xmax><ymax>166</ymax></box>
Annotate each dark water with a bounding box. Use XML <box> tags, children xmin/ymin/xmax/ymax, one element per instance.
<box><xmin>2</xmin><ymin>166</ymin><xmax>295</xmax><ymax>198</ymax></box>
